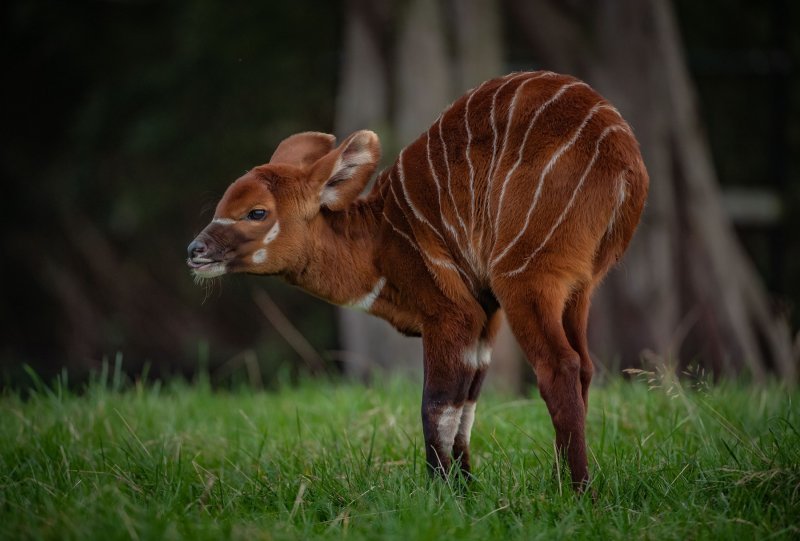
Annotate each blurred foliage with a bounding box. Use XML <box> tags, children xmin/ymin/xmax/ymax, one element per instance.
<box><xmin>1</xmin><ymin>0</ymin><xmax>343</xmax><ymax>383</ymax></box>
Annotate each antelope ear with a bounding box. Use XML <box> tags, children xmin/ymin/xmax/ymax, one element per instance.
<box><xmin>269</xmin><ymin>132</ymin><xmax>337</xmax><ymax>168</ymax></box>
<box><xmin>310</xmin><ymin>130</ymin><xmax>381</xmax><ymax>211</ymax></box>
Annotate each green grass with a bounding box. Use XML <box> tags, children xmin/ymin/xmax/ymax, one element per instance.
<box><xmin>1</xmin><ymin>370</ymin><xmax>798</xmax><ymax>540</ymax></box>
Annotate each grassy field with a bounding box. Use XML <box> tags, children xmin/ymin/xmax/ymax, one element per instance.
<box><xmin>1</xmin><ymin>368</ymin><xmax>798</xmax><ymax>540</ymax></box>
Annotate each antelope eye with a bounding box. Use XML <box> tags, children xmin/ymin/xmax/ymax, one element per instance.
<box><xmin>246</xmin><ymin>209</ymin><xmax>268</xmax><ymax>221</ymax></box>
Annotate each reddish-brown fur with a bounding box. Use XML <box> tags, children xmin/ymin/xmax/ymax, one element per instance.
<box><xmin>187</xmin><ymin>71</ymin><xmax>648</xmax><ymax>489</ymax></box>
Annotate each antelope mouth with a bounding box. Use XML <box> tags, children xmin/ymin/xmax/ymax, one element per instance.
<box><xmin>187</xmin><ymin>257</ymin><xmax>228</xmax><ymax>278</ymax></box>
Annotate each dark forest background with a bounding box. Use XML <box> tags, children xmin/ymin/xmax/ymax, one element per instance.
<box><xmin>2</xmin><ymin>0</ymin><xmax>798</xmax><ymax>388</ymax></box>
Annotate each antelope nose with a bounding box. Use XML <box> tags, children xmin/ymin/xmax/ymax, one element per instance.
<box><xmin>187</xmin><ymin>239</ymin><xmax>207</xmax><ymax>259</ymax></box>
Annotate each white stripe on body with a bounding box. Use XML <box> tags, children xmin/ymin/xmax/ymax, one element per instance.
<box><xmin>479</xmin><ymin>73</ymin><xmax>532</xmax><ymax>239</ymax></box>
<box><xmin>396</xmin><ymin>153</ymin><xmax>447</xmax><ymax>245</ymax></box>
<box><xmin>504</xmin><ymin>124</ymin><xmax>629</xmax><ymax>277</ymax></box>
<box><xmin>484</xmin><ymin>74</ymin><xmax>532</xmax><ymax>196</ymax></box>
<box><xmin>382</xmin><ymin>204</ymin><xmax>473</xmax><ymax>288</ymax></box>
<box><xmin>606</xmin><ymin>171</ymin><xmax>628</xmax><ymax>234</ymax></box>
<box><xmin>490</xmin><ymin>73</ymin><xmax>558</xmax><ymax>237</ymax></box>
<box><xmin>383</xmin><ymin>207</ymin><xmax>419</xmax><ymax>252</ymax></box>
<box><xmin>437</xmin><ymin>107</ymin><xmax>469</xmax><ymax>239</ymax></box>
<box><xmin>490</xmin><ymin>89</ymin><xmax>597</xmax><ymax>270</ymax></box>
<box><xmin>437</xmin><ymin>106</ymin><xmax>484</xmax><ymax>277</ymax></box>
<box><xmin>463</xmin><ymin>77</ymin><xmax>496</xmax><ymax>244</ymax></box>
<box><xmin>426</xmin><ymin>123</ymin><xmax>464</xmax><ymax>252</ymax></box>
<box><xmin>388</xmin><ymin>180</ymin><xmax>448</xmax><ymax>263</ymax></box>
<box><xmin>383</xmin><ymin>186</ymin><xmax>461</xmax><ymax>277</ymax></box>
<box><xmin>422</xmin><ymin>122</ymin><xmax>478</xmax><ymax>286</ymax></box>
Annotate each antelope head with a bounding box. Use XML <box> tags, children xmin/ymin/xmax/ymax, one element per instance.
<box><xmin>187</xmin><ymin>130</ymin><xmax>380</xmax><ymax>280</ymax></box>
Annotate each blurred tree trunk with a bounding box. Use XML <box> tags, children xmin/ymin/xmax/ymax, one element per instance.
<box><xmin>336</xmin><ymin>0</ymin><xmax>796</xmax><ymax>384</ymax></box>
<box><xmin>507</xmin><ymin>0</ymin><xmax>796</xmax><ymax>380</ymax></box>
<box><xmin>335</xmin><ymin>0</ymin><xmax>526</xmax><ymax>388</ymax></box>
<box><xmin>335</xmin><ymin>0</ymin><xmax>423</xmax><ymax>381</ymax></box>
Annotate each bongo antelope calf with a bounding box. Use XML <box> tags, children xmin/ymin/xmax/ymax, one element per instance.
<box><xmin>187</xmin><ymin>71</ymin><xmax>648</xmax><ymax>489</ymax></box>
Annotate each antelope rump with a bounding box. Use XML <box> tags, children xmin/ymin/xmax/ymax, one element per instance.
<box><xmin>187</xmin><ymin>71</ymin><xmax>649</xmax><ymax>489</ymax></box>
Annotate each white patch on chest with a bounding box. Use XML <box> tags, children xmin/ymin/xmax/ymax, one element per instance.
<box><xmin>462</xmin><ymin>340</ymin><xmax>492</xmax><ymax>368</ymax></box>
<box><xmin>347</xmin><ymin>277</ymin><xmax>386</xmax><ymax>312</ymax></box>
<box><xmin>263</xmin><ymin>221</ymin><xmax>280</xmax><ymax>244</ymax></box>
<box><xmin>437</xmin><ymin>405</ymin><xmax>463</xmax><ymax>455</ymax></box>
<box><xmin>252</xmin><ymin>248</ymin><xmax>267</xmax><ymax>264</ymax></box>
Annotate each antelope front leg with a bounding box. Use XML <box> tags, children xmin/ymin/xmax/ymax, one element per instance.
<box><xmin>451</xmin><ymin>310</ymin><xmax>500</xmax><ymax>476</ymax></box>
<box><xmin>450</xmin><ymin>365</ymin><xmax>487</xmax><ymax>476</ymax></box>
<box><xmin>420</xmin><ymin>325</ymin><xmax>480</xmax><ymax>477</ymax></box>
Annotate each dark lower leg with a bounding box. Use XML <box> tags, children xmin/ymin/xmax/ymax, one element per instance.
<box><xmin>497</xmin><ymin>280</ymin><xmax>590</xmax><ymax>490</ymax></box>
<box><xmin>421</xmin><ymin>396</ymin><xmax>464</xmax><ymax>476</ymax></box>
<box><xmin>452</xmin><ymin>367</ymin><xmax>487</xmax><ymax>475</ymax></box>
<box><xmin>536</xmin><ymin>359</ymin><xmax>589</xmax><ymax>488</ymax></box>
<box><xmin>421</xmin><ymin>327</ymin><xmax>480</xmax><ymax>477</ymax></box>
<box><xmin>451</xmin><ymin>310</ymin><xmax>500</xmax><ymax>475</ymax></box>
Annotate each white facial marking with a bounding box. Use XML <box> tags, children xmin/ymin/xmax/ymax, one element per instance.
<box><xmin>263</xmin><ymin>221</ymin><xmax>280</xmax><ymax>244</ymax></box>
<box><xmin>458</xmin><ymin>402</ymin><xmax>477</xmax><ymax>445</ymax></box>
<box><xmin>348</xmin><ymin>277</ymin><xmax>386</xmax><ymax>311</ymax></box>
<box><xmin>252</xmin><ymin>248</ymin><xmax>267</xmax><ymax>264</ymax></box>
<box><xmin>437</xmin><ymin>405</ymin><xmax>463</xmax><ymax>455</ymax></box>
<box><xmin>212</xmin><ymin>218</ymin><xmax>236</xmax><ymax>225</ymax></box>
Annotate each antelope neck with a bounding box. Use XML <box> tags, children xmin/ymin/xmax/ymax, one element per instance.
<box><xmin>284</xmin><ymin>197</ymin><xmax>384</xmax><ymax>307</ymax></box>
